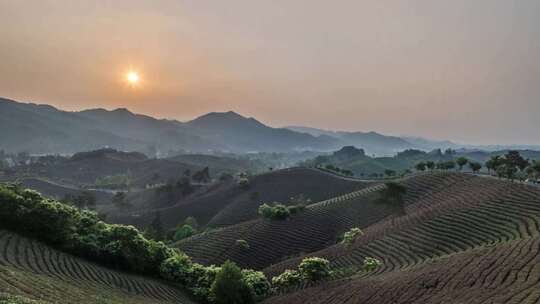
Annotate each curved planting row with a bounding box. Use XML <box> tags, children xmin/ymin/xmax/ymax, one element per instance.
<box><xmin>0</xmin><ymin>230</ymin><xmax>193</xmax><ymax>304</ymax></box>
<box><xmin>265</xmin><ymin>175</ymin><xmax>540</xmax><ymax>284</ymax></box>
<box><xmin>207</xmin><ymin>168</ymin><xmax>367</xmax><ymax>228</ymax></box>
<box><xmin>264</xmin><ymin>235</ymin><xmax>540</xmax><ymax>304</ymax></box>
<box><xmin>179</xmin><ymin>173</ymin><xmax>466</xmax><ymax>270</ymax></box>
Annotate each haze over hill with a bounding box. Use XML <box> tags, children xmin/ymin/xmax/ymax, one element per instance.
<box><xmin>2</xmin><ymin>97</ymin><xmax>539</xmax><ymax>156</ymax></box>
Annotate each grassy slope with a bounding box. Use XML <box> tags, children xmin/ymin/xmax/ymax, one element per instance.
<box><xmin>0</xmin><ymin>231</ymin><xmax>195</xmax><ymax>304</ymax></box>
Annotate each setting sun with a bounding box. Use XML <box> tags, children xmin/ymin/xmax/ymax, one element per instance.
<box><xmin>127</xmin><ymin>71</ymin><xmax>139</xmax><ymax>85</ymax></box>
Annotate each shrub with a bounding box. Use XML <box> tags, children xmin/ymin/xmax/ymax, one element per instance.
<box><xmin>211</xmin><ymin>261</ymin><xmax>254</xmax><ymax>304</ymax></box>
<box><xmin>258</xmin><ymin>203</ymin><xmax>290</xmax><ymax>220</ymax></box>
<box><xmin>271</xmin><ymin>269</ymin><xmax>302</xmax><ymax>291</ymax></box>
<box><xmin>363</xmin><ymin>257</ymin><xmax>382</xmax><ymax>272</ymax></box>
<box><xmin>241</xmin><ymin>269</ymin><xmax>271</xmax><ymax>301</ymax></box>
<box><xmin>298</xmin><ymin>257</ymin><xmax>331</xmax><ymax>282</ymax></box>
<box><xmin>174</xmin><ymin>224</ymin><xmax>195</xmax><ymax>241</ymax></box>
<box><xmin>236</xmin><ymin>239</ymin><xmax>250</xmax><ymax>250</ymax></box>
<box><xmin>341</xmin><ymin>227</ymin><xmax>363</xmax><ymax>247</ymax></box>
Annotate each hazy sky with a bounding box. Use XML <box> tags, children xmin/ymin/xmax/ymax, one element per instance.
<box><xmin>1</xmin><ymin>1</ymin><xmax>539</xmax><ymax>144</ymax></box>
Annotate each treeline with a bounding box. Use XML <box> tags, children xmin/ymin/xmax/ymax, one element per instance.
<box><xmin>414</xmin><ymin>150</ymin><xmax>540</xmax><ymax>181</ymax></box>
<box><xmin>0</xmin><ymin>184</ymin><xmax>269</xmax><ymax>303</ymax></box>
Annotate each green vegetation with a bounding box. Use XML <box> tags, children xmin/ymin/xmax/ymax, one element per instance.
<box><xmin>468</xmin><ymin>161</ymin><xmax>482</xmax><ymax>173</ymax></box>
<box><xmin>271</xmin><ymin>257</ymin><xmax>331</xmax><ymax>292</ymax></box>
<box><xmin>362</xmin><ymin>257</ymin><xmax>382</xmax><ymax>272</ymax></box>
<box><xmin>0</xmin><ymin>293</ymin><xmax>50</xmax><ymax>304</ymax></box>
<box><xmin>211</xmin><ymin>261</ymin><xmax>254</xmax><ymax>304</ymax></box>
<box><xmin>298</xmin><ymin>257</ymin><xmax>331</xmax><ymax>282</ymax></box>
<box><xmin>271</xmin><ymin>269</ymin><xmax>302</xmax><ymax>291</ymax></box>
<box><xmin>241</xmin><ymin>269</ymin><xmax>271</xmax><ymax>301</ymax></box>
<box><xmin>174</xmin><ymin>224</ymin><xmax>195</xmax><ymax>241</ymax></box>
<box><xmin>0</xmin><ymin>183</ymin><xmax>270</xmax><ymax>303</ymax></box>
<box><xmin>455</xmin><ymin>157</ymin><xmax>468</xmax><ymax>171</ymax></box>
<box><xmin>258</xmin><ymin>203</ymin><xmax>291</xmax><ymax>220</ymax></box>
<box><xmin>95</xmin><ymin>174</ymin><xmax>131</xmax><ymax>189</ymax></box>
<box><xmin>320</xmin><ymin>164</ymin><xmax>354</xmax><ymax>177</ymax></box>
<box><xmin>236</xmin><ymin>239</ymin><xmax>250</xmax><ymax>250</ymax></box>
<box><xmin>341</xmin><ymin>227</ymin><xmax>363</xmax><ymax>247</ymax></box>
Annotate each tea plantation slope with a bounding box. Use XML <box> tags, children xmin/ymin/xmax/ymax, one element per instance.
<box><xmin>264</xmin><ymin>235</ymin><xmax>540</xmax><ymax>304</ymax></box>
<box><xmin>177</xmin><ymin>172</ymin><xmax>469</xmax><ymax>270</ymax></box>
<box><xmin>0</xmin><ymin>230</ymin><xmax>195</xmax><ymax>304</ymax></box>
<box><xmin>119</xmin><ymin>167</ymin><xmax>366</xmax><ymax>231</ymax></box>
<box><xmin>264</xmin><ymin>174</ymin><xmax>540</xmax><ymax>277</ymax></box>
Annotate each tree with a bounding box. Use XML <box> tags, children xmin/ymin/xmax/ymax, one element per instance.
<box><xmin>384</xmin><ymin>169</ymin><xmax>396</xmax><ymax>177</ymax></box>
<box><xmin>487</xmin><ymin>155</ymin><xmax>504</xmax><ymax>175</ymax></box>
<box><xmin>415</xmin><ymin>162</ymin><xmax>426</xmax><ymax>172</ymax></box>
<box><xmin>184</xmin><ymin>216</ymin><xmax>199</xmax><ymax>231</ymax></box>
<box><xmin>70</xmin><ymin>191</ymin><xmax>96</xmax><ymax>209</ymax></box>
<box><xmin>425</xmin><ymin>161</ymin><xmax>435</xmax><ymax>171</ymax></box>
<box><xmin>341</xmin><ymin>227</ymin><xmax>363</xmax><ymax>247</ymax></box>
<box><xmin>193</xmin><ymin>167</ymin><xmax>211</xmax><ymax>183</ymax></box>
<box><xmin>145</xmin><ymin>212</ymin><xmax>165</xmax><ymax>241</ymax></box>
<box><xmin>505</xmin><ymin>150</ymin><xmax>529</xmax><ymax>171</ymax></box>
<box><xmin>211</xmin><ymin>260</ymin><xmax>254</xmax><ymax>304</ymax></box>
<box><xmin>271</xmin><ymin>269</ymin><xmax>302</xmax><ymax>291</ymax></box>
<box><xmin>455</xmin><ymin>157</ymin><xmax>468</xmax><ymax>171</ymax></box>
<box><xmin>531</xmin><ymin>160</ymin><xmax>540</xmax><ymax>180</ymax></box>
<box><xmin>241</xmin><ymin>269</ymin><xmax>270</xmax><ymax>301</ymax></box>
<box><xmin>258</xmin><ymin>203</ymin><xmax>290</xmax><ymax>220</ymax></box>
<box><xmin>363</xmin><ymin>257</ymin><xmax>382</xmax><ymax>272</ymax></box>
<box><xmin>298</xmin><ymin>257</ymin><xmax>331</xmax><ymax>282</ymax></box>
<box><xmin>174</xmin><ymin>224</ymin><xmax>195</xmax><ymax>241</ymax></box>
<box><xmin>469</xmin><ymin>162</ymin><xmax>482</xmax><ymax>174</ymax></box>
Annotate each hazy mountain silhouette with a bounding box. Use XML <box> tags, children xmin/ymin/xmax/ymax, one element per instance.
<box><xmin>0</xmin><ymin>98</ymin><xmax>339</xmax><ymax>154</ymax></box>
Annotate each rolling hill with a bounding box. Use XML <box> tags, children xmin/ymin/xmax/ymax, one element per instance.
<box><xmin>0</xmin><ymin>230</ymin><xmax>194</xmax><ymax>304</ymax></box>
<box><xmin>111</xmin><ymin>168</ymin><xmax>366</xmax><ymax>231</ymax></box>
<box><xmin>0</xmin><ymin>98</ymin><xmax>337</xmax><ymax>154</ymax></box>
<box><xmin>260</xmin><ymin>173</ymin><xmax>540</xmax><ymax>303</ymax></box>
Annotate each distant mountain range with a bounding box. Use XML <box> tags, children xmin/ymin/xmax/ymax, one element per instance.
<box><xmin>1</xmin><ymin>97</ymin><xmax>538</xmax><ymax>155</ymax></box>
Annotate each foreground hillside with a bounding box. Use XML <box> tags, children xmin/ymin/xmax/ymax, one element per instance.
<box><xmin>261</xmin><ymin>173</ymin><xmax>540</xmax><ymax>303</ymax></box>
<box><xmin>0</xmin><ymin>230</ymin><xmax>194</xmax><ymax>304</ymax></box>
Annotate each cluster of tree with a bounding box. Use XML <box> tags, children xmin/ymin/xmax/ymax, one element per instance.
<box><xmin>340</xmin><ymin>227</ymin><xmax>363</xmax><ymax>247</ymax></box>
<box><xmin>60</xmin><ymin>191</ymin><xmax>96</xmax><ymax>209</ymax></box>
<box><xmin>271</xmin><ymin>257</ymin><xmax>331</xmax><ymax>291</ymax></box>
<box><xmin>486</xmin><ymin>151</ymin><xmax>540</xmax><ymax>181</ymax></box>
<box><xmin>170</xmin><ymin>216</ymin><xmax>199</xmax><ymax>242</ymax></box>
<box><xmin>154</xmin><ymin>176</ymin><xmax>195</xmax><ymax>203</ymax></box>
<box><xmin>237</xmin><ymin>172</ymin><xmax>250</xmax><ymax>189</ymax></box>
<box><xmin>271</xmin><ymin>255</ymin><xmax>382</xmax><ymax>292</ymax></box>
<box><xmin>0</xmin><ymin>184</ymin><xmax>270</xmax><ymax>303</ymax></box>
<box><xmin>415</xmin><ymin>158</ymin><xmax>482</xmax><ymax>173</ymax></box>
<box><xmin>192</xmin><ymin>167</ymin><xmax>211</xmax><ymax>183</ymax></box>
<box><xmin>94</xmin><ymin>174</ymin><xmax>131</xmax><ymax>190</ymax></box>
<box><xmin>258</xmin><ymin>202</ymin><xmax>307</xmax><ymax>220</ymax></box>
<box><xmin>318</xmin><ymin>164</ymin><xmax>354</xmax><ymax>177</ymax></box>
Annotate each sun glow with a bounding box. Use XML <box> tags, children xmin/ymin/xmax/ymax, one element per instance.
<box><xmin>127</xmin><ymin>71</ymin><xmax>139</xmax><ymax>85</ymax></box>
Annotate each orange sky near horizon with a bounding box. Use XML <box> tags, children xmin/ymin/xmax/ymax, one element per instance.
<box><xmin>0</xmin><ymin>0</ymin><xmax>539</xmax><ymax>145</ymax></box>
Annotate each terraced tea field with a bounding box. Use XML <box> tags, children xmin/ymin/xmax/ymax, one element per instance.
<box><xmin>116</xmin><ymin>167</ymin><xmax>366</xmax><ymax>231</ymax></box>
<box><xmin>262</xmin><ymin>173</ymin><xmax>540</xmax><ymax>304</ymax></box>
<box><xmin>0</xmin><ymin>231</ymin><xmax>194</xmax><ymax>304</ymax></box>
